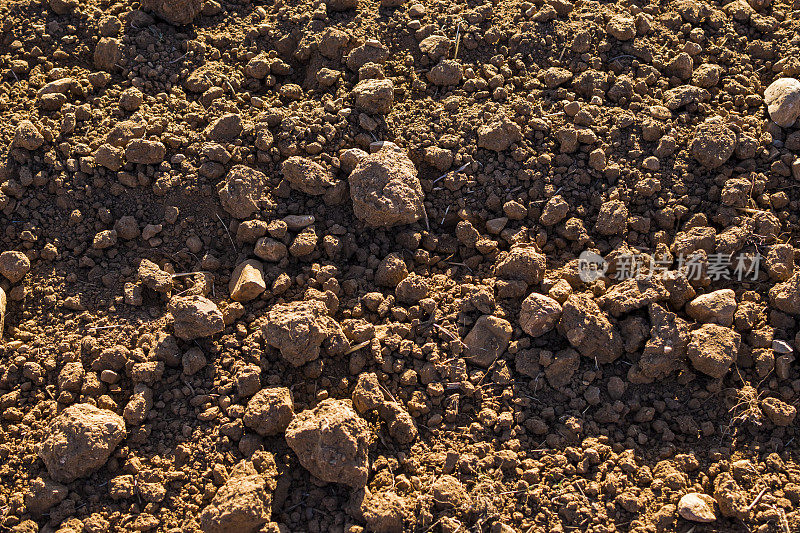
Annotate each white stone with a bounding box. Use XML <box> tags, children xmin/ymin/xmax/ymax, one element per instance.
<box><xmin>678</xmin><ymin>492</ymin><xmax>717</xmax><ymax>523</ymax></box>
<box><xmin>765</xmin><ymin>78</ymin><xmax>800</xmax><ymax>127</ymax></box>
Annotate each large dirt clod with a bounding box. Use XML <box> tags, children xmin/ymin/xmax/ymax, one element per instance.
<box><xmin>348</xmin><ymin>146</ymin><xmax>424</xmax><ymax>227</ymax></box>
<box><xmin>263</xmin><ymin>300</ymin><xmax>338</xmax><ymax>367</ymax></box>
<box><xmin>218</xmin><ymin>165</ymin><xmax>274</xmax><ymax>220</ymax></box>
<box><xmin>199</xmin><ymin>456</ymin><xmax>278</xmax><ymax>533</ymax></box>
<box><xmin>558</xmin><ymin>294</ymin><xmax>624</xmax><ymax>364</ymax></box>
<box><xmin>168</xmin><ymin>295</ymin><xmax>225</xmax><ymax>340</ymax></box>
<box><xmin>285</xmin><ymin>399</ymin><xmax>370</xmax><ymax>488</ymax></box>
<box><xmin>142</xmin><ymin>0</ymin><xmax>202</xmax><ymax>25</ymax></box>
<box><xmin>38</xmin><ymin>404</ymin><xmax>126</xmax><ymax>483</ymax></box>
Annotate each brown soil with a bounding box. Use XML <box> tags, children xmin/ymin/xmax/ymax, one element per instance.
<box><xmin>1</xmin><ymin>0</ymin><xmax>800</xmax><ymax>532</ymax></box>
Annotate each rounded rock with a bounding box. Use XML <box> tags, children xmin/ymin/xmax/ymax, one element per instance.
<box><xmin>764</xmin><ymin>77</ymin><xmax>800</xmax><ymax>127</ymax></box>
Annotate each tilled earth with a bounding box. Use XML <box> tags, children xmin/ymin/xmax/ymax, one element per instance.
<box><xmin>1</xmin><ymin>0</ymin><xmax>800</xmax><ymax>532</ymax></box>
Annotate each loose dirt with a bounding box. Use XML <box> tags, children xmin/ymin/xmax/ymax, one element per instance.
<box><xmin>1</xmin><ymin>0</ymin><xmax>800</xmax><ymax>532</ymax></box>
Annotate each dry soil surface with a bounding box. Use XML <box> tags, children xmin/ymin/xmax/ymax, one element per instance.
<box><xmin>1</xmin><ymin>0</ymin><xmax>800</xmax><ymax>532</ymax></box>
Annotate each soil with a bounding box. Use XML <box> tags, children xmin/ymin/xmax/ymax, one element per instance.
<box><xmin>1</xmin><ymin>0</ymin><xmax>800</xmax><ymax>532</ymax></box>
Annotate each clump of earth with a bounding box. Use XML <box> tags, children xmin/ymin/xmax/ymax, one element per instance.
<box><xmin>1</xmin><ymin>0</ymin><xmax>800</xmax><ymax>532</ymax></box>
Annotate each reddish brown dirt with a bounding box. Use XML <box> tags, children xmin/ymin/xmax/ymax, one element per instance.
<box><xmin>1</xmin><ymin>0</ymin><xmax>800</xmax><ymax>532</ymax></box>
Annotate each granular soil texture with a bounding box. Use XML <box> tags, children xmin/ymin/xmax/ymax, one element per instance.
<box><xmin>2</xmin><ymin>0</ymin><xmax>800</xmax><ymax>532</ymax></box>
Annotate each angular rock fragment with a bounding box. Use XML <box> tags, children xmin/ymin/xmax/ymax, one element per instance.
<box><xmin>205</xmin><ymin>113</ymin><xmax>243</xmax><ymax>142</ymax></box>
<box><xmin>631</xmin><ymin>304</ymin><xmax>689</xmax><ymax>382</ymax></box>
<box><xmin>13</xmin><ymin>120</ymin><xmax>44</xmax><ymax>150</ymax></box>
<box><xmin>289</xmin><ymin>227</ymin><xmax>318</xmax><ymax>257</ymax></box>
<box><xmin>285</xmin><ymin>399</ymin><xmax>370</xmax><ymax>488</ymax></box>
<box><xmin>138</xmin><ymin>258</ymin><xmax>173</xmax><ymax>293</ymax></box>
<box><xmin>769</xmin><ymin>271</ymin><xmax>800</xmax><ymax>314</ymax></box>
<box><xmin>765</xmin><ymin>243</ymin><xmax>794</xmax><ymax>281</ymax></box>
<box><xmin>678</xmin><ymin>492</ymin><xmax>717</xmax><ymax>523</ymax></box>
<box><xmin>229</xmin><ymin>260</ymin><xmax>266</xmax><ymax>302</ymax></box>
<box><xmin>182</xmin><ymin>347</ymin><xmax>207</xmax><ymax>376</ymax></box>
<box><xmin>544</xmin><ymin>348</ymin><xmax>580</xmax><ymax>389</ymax></box>
<box><xmin>671</xmin><ymin>226</ymin><xmax>716</xmax><ymax>256</ymax></box>
<box><xmin>94</xmin><ymin>37</ymin><xmax>122</xmax><ymax>70</ymax></box>
<box><xmin>123</xmin><ymin>383</ymin><xmax>153</xmax><ymax>426</ymax></box>
<box><xmin>92</xmin><ymin>229</ymin><xmax>118</xmax><ymax>250</ymax></box>
<box><xmin>352</xmin><ymin>372</ymin><xmax>385</xmax><ymax>414</ymax></box>
<box><xmin>234</xmin><ymin>364</ymin><xmax>261</xmax><ymax>397</ymax></box>
<box><xmin>464</xmin><ymin>315</ymin><xmax>512</xmax><ymax>367</ymax></box>
<box><xmin>540</xmin><ymin>195</ymin><xmax>570</xmax><ymax>226</ymax></box>
<box><xmin>692</xmin><ymin>64</ymin><xmax>721</xmax><ymax>88</ymax></box>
